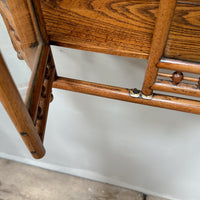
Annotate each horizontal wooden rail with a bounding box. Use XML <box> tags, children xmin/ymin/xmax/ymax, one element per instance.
<box><xmin>158</xmin><ymin>72</ymin><xmax>199</xmax><ymax>83</ymax></box>
<box><xmin>0</xmin><ymin>53</ymin><xmax>45</xmax><ymax>159</ymax></box>
<box><xmin>53</xmin><ymin>77</ymin><xmax>200</xmax><ymax>115</ymax></box>
<box><xmin>158</xmin><ymin>59</ymin><xmax>200</xmax><ymax>74</ymax></box>
<box><xmin>152</xmin><ymin>79</ymin><xmax>200</xmax><ymax>97</ymax></box>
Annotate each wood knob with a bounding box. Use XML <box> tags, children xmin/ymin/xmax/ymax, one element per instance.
<box><xmin>172</xmin><ymin>71</ymin><xmax>183</xmax><ymax>85</ymax></box>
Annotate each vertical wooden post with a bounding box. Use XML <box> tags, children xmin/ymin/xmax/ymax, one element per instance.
<box><xmin>142</xmin><ymin>0</ymin><xmax>177</xmax><ymax>96</ymax></box>
<box><xmin>0</xmin><ymin>53</ymin><xmax>45</xmax><ymax>159</ymax></box>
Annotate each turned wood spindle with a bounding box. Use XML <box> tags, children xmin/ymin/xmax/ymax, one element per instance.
<box><xmin>172</xmin><ymin>71</ymin><xmax>183</xmax><ymax>85</ymax></box>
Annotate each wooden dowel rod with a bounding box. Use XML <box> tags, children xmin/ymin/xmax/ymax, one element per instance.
<box><xmin>158</xmin><ymin>59</ymin><xmax>200</xmax><ymax>74</ymax></box>
<box><xmin>53</xmin><ymin>77</ymin><xmax>200</xmax><ymax>115</ymax></box>
<box><xmin>142</xmin><ymin>0</ymin><xmax>177</xmax><ymax>95</ymax></box>
<box><xmin>36</xmin><ymin>53</ymin><xmax>55</xmax><ymax>142</ymax></box>
<box><xmin>25</xmin><ymin>45</ymin><xmax>49</xmax><ymax>123</ymax></box>
<box><xmin>158</xmin><ymin>72</ymin><xmax>199</xmax><ymax>83</ymax></box>
<box><xmin>152</xmin><ymin>79</ymin><xmax>200</xmax><ymax>97</ymax></box>
<box><xmin>0</xmin><ymin>53</ymin><xmax>45</xmax><ymax>159</ymax></box>
<box><xmin>158</xmin><ymin>72</ymin><xmax>172</xmax><ymax>79</ymax></box>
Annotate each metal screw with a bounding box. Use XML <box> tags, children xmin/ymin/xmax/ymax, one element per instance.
<box><xmin>133</xmin><ymin>88</ymin><xmax>140</xmax><ymax>94</ymax></box>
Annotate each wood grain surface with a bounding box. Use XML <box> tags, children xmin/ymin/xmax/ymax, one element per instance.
<box><xmin>165</xmin><ymin>2</ymin><xmax>200</xmax><ymax>62</ymax></box>
<box><xmin>41</xmin><ymin>0</ymin><xmax>159</xmax><ymax>59</ymax></box>
<box><xmin>41</xmin><ymin>0</ymin><xmax>200</xmax><ymax>61</ymax></box>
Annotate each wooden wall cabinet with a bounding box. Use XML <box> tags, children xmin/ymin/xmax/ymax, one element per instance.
<box><xmin>0</xmin><ymin>0</ymin><xmax>200</xmax><ymax>158</ymax></box>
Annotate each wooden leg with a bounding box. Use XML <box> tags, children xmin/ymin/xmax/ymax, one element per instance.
<box><xmin>0</xmin><ymin>53</ymin><xmax>45</xmax><ymax>159</ymax></box>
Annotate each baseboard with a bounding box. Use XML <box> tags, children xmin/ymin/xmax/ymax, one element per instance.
<box><xmin>0</xmin><ymin>152</ymin><xmax>178</xmax><ymax>200</ymax></box>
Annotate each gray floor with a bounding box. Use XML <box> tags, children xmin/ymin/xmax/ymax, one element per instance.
<box><xmin>0</xmin><ymin>158</ymin><xmax>169</xmax><ymax>200</ymax></box>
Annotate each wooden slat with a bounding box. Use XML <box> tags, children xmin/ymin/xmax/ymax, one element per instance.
<box><xmin>0</xmin><ymin>53</ymin><xmax>45</xmax><ymax>159</ymax></box>
<box><xmin>158</xmin><ymin>59</ymin><xmax>200</xmax><ymax>74</ymax></box>
<box><xmin>53</xmin><ymin>77</ymin><xmax>200</xmax><ymax>115</ymax></box>
<box><xmin>165</xmin><ymin>2</ymin><xmax>200</xmax><ymax>62</ymax></box>
<box><xmin>152</xmin><ymin>79</ymin><xmax>200</xmax><ymax>97</ymax></box>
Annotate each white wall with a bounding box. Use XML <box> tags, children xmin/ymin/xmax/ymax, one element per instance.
<box><xmin>1</xmin><ymin>16</ymin><xmax>200</xmax><ymax>200</ymax></box>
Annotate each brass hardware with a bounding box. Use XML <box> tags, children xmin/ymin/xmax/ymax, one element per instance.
<box><xmin>129</xmin><ymin>88</ymin><xmax>153</xmax><ymax>100</ymax></box>
<box><xmin>141</xmin><ymin>93</ymin><xmax>153</xmax><ymax>100</ymax></box>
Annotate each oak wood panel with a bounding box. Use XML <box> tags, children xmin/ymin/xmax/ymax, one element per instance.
<box><xmin>41</xmin><ymin>0</ymin><xmax>200</xmax><ymax>61</ymax></box>
<box><xmin>165</xmin><ymin>2</ymin><xmax>200</xmax><ymax>62</ymax></box>
<box><xmin>41</xmin><ymin>0</ymin><xmax>160</xmax><ymax>59</ymax></box>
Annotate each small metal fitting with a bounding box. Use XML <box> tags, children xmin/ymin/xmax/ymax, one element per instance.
<box><xmin>129</xmin><ymin>88</ymin><xmax>141</xmax><ymax>98</ymax></box>
<box><xmin>141</xmin><ymin>93</ymin><xmax>153</xmax><ymax>100</ymax></box>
